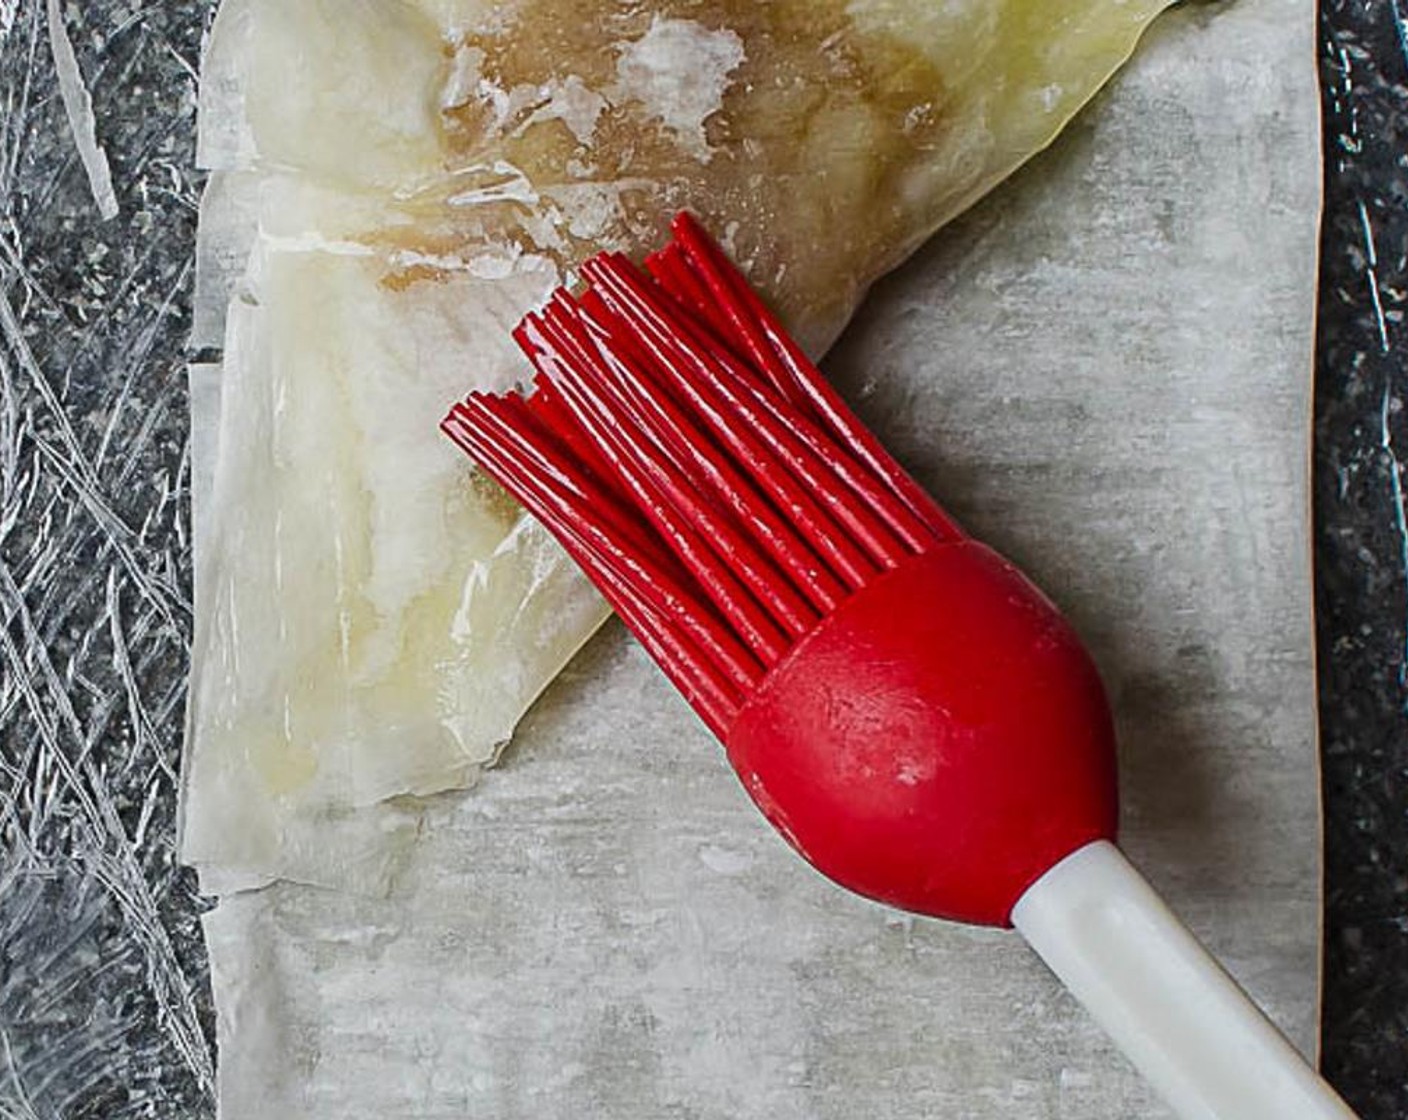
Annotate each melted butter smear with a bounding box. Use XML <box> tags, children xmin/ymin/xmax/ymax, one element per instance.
<box><xmin>373</xmin><ymin>1</ymin><xmax>952</xmax><ymax>353</ymax></box>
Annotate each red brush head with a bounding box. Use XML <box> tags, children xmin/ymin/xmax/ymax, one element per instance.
<box><xmin>442</xmin><ymin>213</ymin><xmax>1118</xmax><ymax>928</ymax></box>
<box><xmin>727</xmin><ymin>544</ymin><xmax>1117</xmax><ymax>927</ymax></box>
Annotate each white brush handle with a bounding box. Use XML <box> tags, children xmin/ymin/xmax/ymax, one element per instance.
<box><xmin>1011</xmin><ymin>840</ymin><xmax>1355</xmax><ymax>1119</ymax></box>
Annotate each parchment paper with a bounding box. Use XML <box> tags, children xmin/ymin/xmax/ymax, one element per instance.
<box><xmin>199</xmin><ymin>1</ymin><xmax>1323</xmax><ymax>1117</ymax></box>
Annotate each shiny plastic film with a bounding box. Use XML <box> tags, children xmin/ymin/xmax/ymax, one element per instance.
<box><xmin>0</xmin><ymin>5</ymin><xmax>218</xmax><ymax>1116</ymax></box>
<box><xmin>182</xmin><ymin>0</ymin><xmax>1177</xmax><ymax>893</ymax></box>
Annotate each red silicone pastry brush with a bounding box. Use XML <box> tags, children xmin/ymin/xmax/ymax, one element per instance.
<box><xmin>442</xmin><ymin>213</ymin><xmax>1354</xmax><ymax>1120</ymax></box>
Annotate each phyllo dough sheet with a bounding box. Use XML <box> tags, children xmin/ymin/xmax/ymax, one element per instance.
<box><xmin>183</xmin><ymin>0</ymin><xmax>1174</xmax><ymax>891</ymax></box>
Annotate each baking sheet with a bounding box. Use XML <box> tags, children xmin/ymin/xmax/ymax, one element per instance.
<box><xmin>197</xmin><ymin>0</ymin><xmax>1324</xmax><ymax>1116</ymax></box>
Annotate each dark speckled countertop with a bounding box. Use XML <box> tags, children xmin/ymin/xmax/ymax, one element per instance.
<box><xmin>1316</xmin><ymin>2</ymin><xmax>1408</xmax><ymax>1113</ymax></box>
<box><xmin>0</xmin><ymin>1</ymin><xmax>1403</xmax><ymax>1117</ymax></box>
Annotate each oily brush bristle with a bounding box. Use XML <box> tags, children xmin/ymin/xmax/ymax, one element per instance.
<box><xmin>442</xmin><ymin>212</ymin><xmax>962</xmax><ymax>738</ymax></box>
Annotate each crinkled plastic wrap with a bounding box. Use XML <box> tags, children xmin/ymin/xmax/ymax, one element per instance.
<box><xmin>182</xmin><ymin>0</ymin><xmax>1176</xmax><ymax>892</ymax></box>
<box><xmin>0</xmin><ymin>5</ymin><xmax>218</xmax><ymax>1117</ymax></box>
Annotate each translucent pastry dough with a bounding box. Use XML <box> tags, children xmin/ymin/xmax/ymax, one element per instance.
<box><xmin>183</xmin><ymin>0</ymin><xmax>1172</xmax><ymax>891</ymax></box>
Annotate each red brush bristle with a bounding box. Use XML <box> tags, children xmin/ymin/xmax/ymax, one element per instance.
<box><xmin>443</xmin><ymin>395</ymin><xmax>755</xmax><ymax>734</ymax></box>
<box><xmin>441</xmin><ymin>214</ymin><xmax>964</xmax><ymax>734</ymax></box>
<box><xmin>667</xmin><ymin>213</ymin><xmax>960</xmax><ymax>545</ymax></box>
<box><xmin>583</xmin><ymin>253</ymin><xmax>913</xmax><ymax>586</ymax></box>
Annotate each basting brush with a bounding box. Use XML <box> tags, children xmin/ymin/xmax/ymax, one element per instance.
<box><xmin>441</xmin><ymin>213</ymin><xmax>1355</xmax><ymax>1120</ymax></box>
